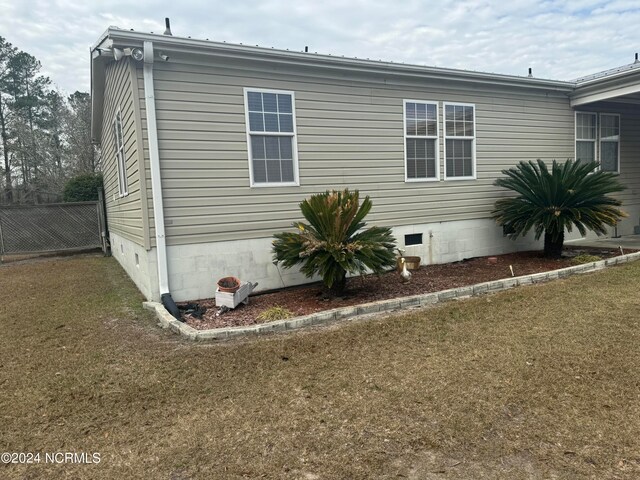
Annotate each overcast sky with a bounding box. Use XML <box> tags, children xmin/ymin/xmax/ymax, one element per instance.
<box><xmin>1</xmin><ymin>0</ymin><xmax>639</xmax><ymax>94</ymax></box>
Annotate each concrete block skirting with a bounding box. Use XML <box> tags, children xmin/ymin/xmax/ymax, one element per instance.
<box><xmin>143</xmin><ymin>251</ymin><xmax>640</xmax><ymax>341</ymax></box>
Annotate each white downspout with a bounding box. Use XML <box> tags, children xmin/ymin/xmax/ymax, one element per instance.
<box><xmin>142</xmin><ymin>41</ymin><xmax>177</xmax><ymax>315</ymax></box>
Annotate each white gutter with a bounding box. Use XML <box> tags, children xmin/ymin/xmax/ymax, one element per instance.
<box><xmin>142</xmin><ymin>41</ymin><xmax>172</xmax><ymax>300</ymax></box>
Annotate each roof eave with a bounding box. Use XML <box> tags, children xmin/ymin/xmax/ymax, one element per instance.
<box><xmin>105</xmin><ymin>28</ymin><xmax>576</xmax><ymax>92</ymax></box>
<box><xmin>90</xmin><ymin>34</ymin><xmax>113</xmax><ymax>144</ymax></box>
<box><xmin>571</xmin><ymin>69</ymin><xmax>640</xmax><ymax>106</ymax></box>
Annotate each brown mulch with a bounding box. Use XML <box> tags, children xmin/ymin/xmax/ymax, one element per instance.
<box><xmin>180</xmin><ymin>245</ymin><xmax>631</xmax><ymax>330</ymax></box>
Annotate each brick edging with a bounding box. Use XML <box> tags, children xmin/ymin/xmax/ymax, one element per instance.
<box><xmin>143</xmin><ymin>251</ymin><xmax>640</xmax><ymax>341</ymax></box>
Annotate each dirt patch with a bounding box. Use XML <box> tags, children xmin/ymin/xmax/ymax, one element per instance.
<box><xmin>181</xmin><ymin>246</ymin><xmax>630</xmax><ymax>330</ymax></box>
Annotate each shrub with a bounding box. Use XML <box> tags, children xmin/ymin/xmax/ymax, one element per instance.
<box><xmin>492</xmin><ymin>159</ymin><xmax>626</xmax><ymax>258</ymax></box>
<box><xmin>272</xmin><ymin>189</ymin><xmax>397</xmax><ymax>295</ymax></box>
<box><xmin>571</xmin><ymin>254</ymin><xmax>602</xmax><ymax>265</ymax></box>
<box><xmin>62</xmin><ymin>173</ymin><xmax>103</xmax><ymax>202</ymax></box>
<box><xmin>257</xmin><ymin>306</ymin><xmax>294</xmax><ymax>322</ymax></box>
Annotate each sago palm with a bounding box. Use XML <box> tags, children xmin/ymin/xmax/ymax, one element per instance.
<box><xmin>492</xmin><ymin>159</ymin><xmax>626</xmax><ymax>258</ymax></box>
<box><xmin>272</xmin><ymin>189</ymin><xmax>397</xmax><ymax>294</ymax></box>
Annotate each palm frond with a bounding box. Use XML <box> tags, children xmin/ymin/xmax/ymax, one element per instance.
<box><xmin>273</xmin><ymin>189</ymin><xmax>397</xmax><ymax>292</ymax></box>
<box><xmin>492</xmin><ymin>159</ymin><xmax>627</xmax><ymax>252</ymax></box>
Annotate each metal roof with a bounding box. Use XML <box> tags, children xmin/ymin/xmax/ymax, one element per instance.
<box><xmin>98</xmin><ymin>27</ymin><xmax>576</xmax><ymax>91</ymax></box>
<box><xmin>574</xmin><ymin>60</ymin><xmax>640</xmax><ymax>84</ymax></box>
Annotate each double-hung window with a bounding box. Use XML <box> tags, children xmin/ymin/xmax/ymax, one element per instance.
<box><xmin>575</xmin><ymin>112</ymin><xmax>621</xmax><ymax>173</ymax></box>
<box><xmin>444</xmin><ymin>103</ymin><xmax>476</xmax><ymax>179</ymax></box>
<box><xmin>599</xmin><ymin>113</ymin><xmax>620</xmax><ymax>172</ymax></box>
<box><xmin>113</xmin><ymin>110</ymin><xmax>128</xmax><ymax>197</ymax></box>
<box><xmin>244</xmin><ymin>88</ymin><xmax>299</xmax><ymax>186</ymax></box>
<box><xmin>403</xmin><ymin>101</ymin><xmax>438</xmax><ymax>181</ymax></box>
<box><xmin>575</xmin><ymin>112</ymin><xmax>597</xmax><ymax>164</ymax></box>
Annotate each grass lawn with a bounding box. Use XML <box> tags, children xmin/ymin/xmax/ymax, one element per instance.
<box><xmin>1</xmin><ymin>255</ymin><xmax>639</xmax><ymax>479</ymax></box>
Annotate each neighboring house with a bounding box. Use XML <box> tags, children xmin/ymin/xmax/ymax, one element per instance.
<box><xmin>90</xmin><ymin>25</ymin><xmax>640</xmax><ymax>304</ymax></box>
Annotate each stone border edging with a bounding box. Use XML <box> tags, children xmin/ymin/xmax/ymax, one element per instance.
<box><xmin>143</xmin><ymin>251</ymin><xmax>640</xmax><ymax>341</ymax></box>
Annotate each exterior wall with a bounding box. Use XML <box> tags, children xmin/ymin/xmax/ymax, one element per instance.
<box><xmin>136</xmin><ymin>53</ymin><xmax>576</xmax><ymax>249</ymax></box>
<box><xmin>166</xmin><ymin>219</ymin><xmax>542</xmax><ymax>302</ymax></box>
<box><xmin>574</xmin><ymin>101</ymin><xmax>640</xmax><ymax>238</ymax></box>
<box><xmin>101</xmin><ymin>58</ymin><xmax>149</xmax><ymax>248</ymax></box>
<box><xmin>110</xmin><ymin>231</ymin><xmax>159</xmax><ymax>301</ymax></box>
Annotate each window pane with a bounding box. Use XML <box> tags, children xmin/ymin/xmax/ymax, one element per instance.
<box><xmin>251</xmin><ymin>136</ymin><xmax>266</xmax><ymax>159</ymax></box>
<box><xmin>463</xmin><ymin>139</ymin><xmax>472</xmax><ymax>158</ymax></box>
<box><xmin>426</xmin><ymin>141</ymin><xmax>436</xmax><ymax>178</ymax></box>
<box><xmin>277</xmin><ymin>94</ymin><xmax>292</xmax><ymax>114</ymax></box>
<box><xmin>445</xmin><ymin>121</ymin><xmax>454</xmax><ymax>136</ymax></box>
<box><xmin>415</xmin><ymin>138</ymin><xmax>426</xmax><ymax>159</ymax></box>
<box><xmin>416</xmin><ymin>118</ymin><xmax>427</xmax><ymax>136</ymax></box>
<box><xmin>249</xmin><ymin>112</ymin><xmax>264</xmax><ymax>132</ymax></box>
<box><xmin>576</xmin><ymin>141</ymin><xmax>595</xmax><ymax>163</ymax></box>
<box><xmin>113</xmin><ymin>123</ymin><xmax>119</xmax><ymax>148</ymax></box>
<box><xmin>264</xmin><ymin>113</ymin><xmax>279</xmax><ymax>132</ymax></box>
<box><xmin>464</xmin><ymin>121</ymin><xmax>473</xmax><ymax>136</ymax></box>
<box><xmin>252</xmin><ymin>159</ymin><xmax>267</xmax><ymax>183</ymax></box>
<box><xmin>427</xmin><ymin>120</ymin><xmax>437</xmax><ymax>137</ymax></box>
<box><xmin>262</xmin><ymin>93</ymin><xmax>277</xmax><ymax>112</ymax></box>
<box><xmin>116</xmin><ymin>116</ymin><xmax>123</xmax><ymax>146</ymax></box>
<box><xmin>463</xmin><ymin>158</ymin><xmax>472</xmax><ymax>177</ymax></box>
<box><xmin>455</xmin><ymin>122</ymin><xmax>465</xmax><ymax>136</ymax></box>
<box><xmin>445</xmin><ymin>105</ymin><xmax>454</xmax><ymax>121</ymax></box>
<box><xmin>416</xmin><ymin>155</ymin><xmax>427</xmax><ymax>178</ymax></box>
<box><xmin>406</xmin><ymin>102</ymin><xmax>416</xmax><ymax>117</ymax></box>
<box><xmin>601</xmin><ymin>114</ymin><xmax>619</xmax><ymax>139</ymax></box>
<box><xmin>601</xmin><ymin>142</ymin><xmax>618</xmax><ymax>172</ymax></box>
<box><xmin>266</xmin><ymin>159</ymin><xmax>282</xmax><ymax>183</ymax></box>
<box><xmin>264</xmin><ymin>136</ymin><xmax>280</xmax><ymax>159</ymax></box>
<box><xmin>426</xmin><ymin>104</ymin><xmax>436</xmax><ymax>121</ymax></box>
<box><xmin>406</xmin><ymin>138</ymin><xmax>416</xmax><ymax>159</ymax></box>
<box><xmin>454</xmin><ymin>106</ymin><xmax>463</xmax><ymax>121</ymax></box>
<box><xmin>577</xmin><ymin>113</ymin><xmax>596</xmax><ymax>140</ymax></box>
<box><xmin>407</xmin><ymin>157</ymin><xmax>417</xmax><ymax>178</ymax></box>
<box><xmin>279</xmin><ymin>137</ymin><xmax>293</xmax><ymax>159</ymax></box>
<box><xmin>247</xmin><ymin>92</ymin><xmax>262</xmax><ymax>111</ymax></box>
<box><xmin>281</xmin><ymin>159</ymin><xmax>294</xmax><ymax>182</ymax></box>
<box><xmin>464</xmin><ymin>106</ymin><xmax>474</xmax><ymax>122</ymax></box>
<box><xmin>406</xmin><ymin>119</ymin><xmax>417</xmax><ymax>136</ymax></box>
<box><xmin>279</xmin><ymin>114</ymin><xmax>293</xmax><ymax>133</ymax></box>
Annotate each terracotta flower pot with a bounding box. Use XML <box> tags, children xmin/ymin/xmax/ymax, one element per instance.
<box><xmin>217</xmin><ymin>276</ymin><xmax>241</xmax><ymax>293</ymax></box>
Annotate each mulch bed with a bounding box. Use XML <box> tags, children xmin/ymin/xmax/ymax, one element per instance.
<box><xmin>179</xmin><ymin>246</ymin><xmax>631</xmax><ymax>330</ymax></box>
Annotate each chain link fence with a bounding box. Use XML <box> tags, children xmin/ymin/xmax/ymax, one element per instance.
<box><xmin>0</xmin><ymin>202</ymin><xmax>103</xmax><ymax>256</ymax></box>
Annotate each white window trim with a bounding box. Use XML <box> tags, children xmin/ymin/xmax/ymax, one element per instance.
<box><xmin>113</xmin><ymin>108</ymin><xmax>128</xmax><ymax>197</ymax></box>
<box><xmin>243</xmin><ymin>87</ymin><xmax>300</xmax><ymax>188</ymax></box>
<box><xmin>443</xmin><ymin>102</ymin><xmax>477</xmax><ymax>181</ymax></box>
<box><xmin>574</xmin><ymin>111</ymin><xmax>597</xmax><ymax>168</ymax></box>
<box><xmin>599</xmin><ymin>113</ymin><xmax>621</xmax><ymax>174</ymax></box>
<box><xmin>403</xmin><ymin>99</ymin><xmax>440</xmax><ymax>183</ymax></box>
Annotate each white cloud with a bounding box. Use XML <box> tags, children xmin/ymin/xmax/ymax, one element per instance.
<box><xmin>0</xmin><ymin>0</ymin><xmax>638</xmax><ymax>93</ymax></box>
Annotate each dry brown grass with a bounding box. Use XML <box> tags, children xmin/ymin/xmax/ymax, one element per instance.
<box><xmin>1</xmin><ymin>254</ymin><xmax>639</xmax><ymax>479</ymax></box>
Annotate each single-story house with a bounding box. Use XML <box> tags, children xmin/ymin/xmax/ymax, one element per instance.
<box><xmin>90</xmin><ymin>23</ymin><xmax>640</xmax><ymax>305</ymax></box>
